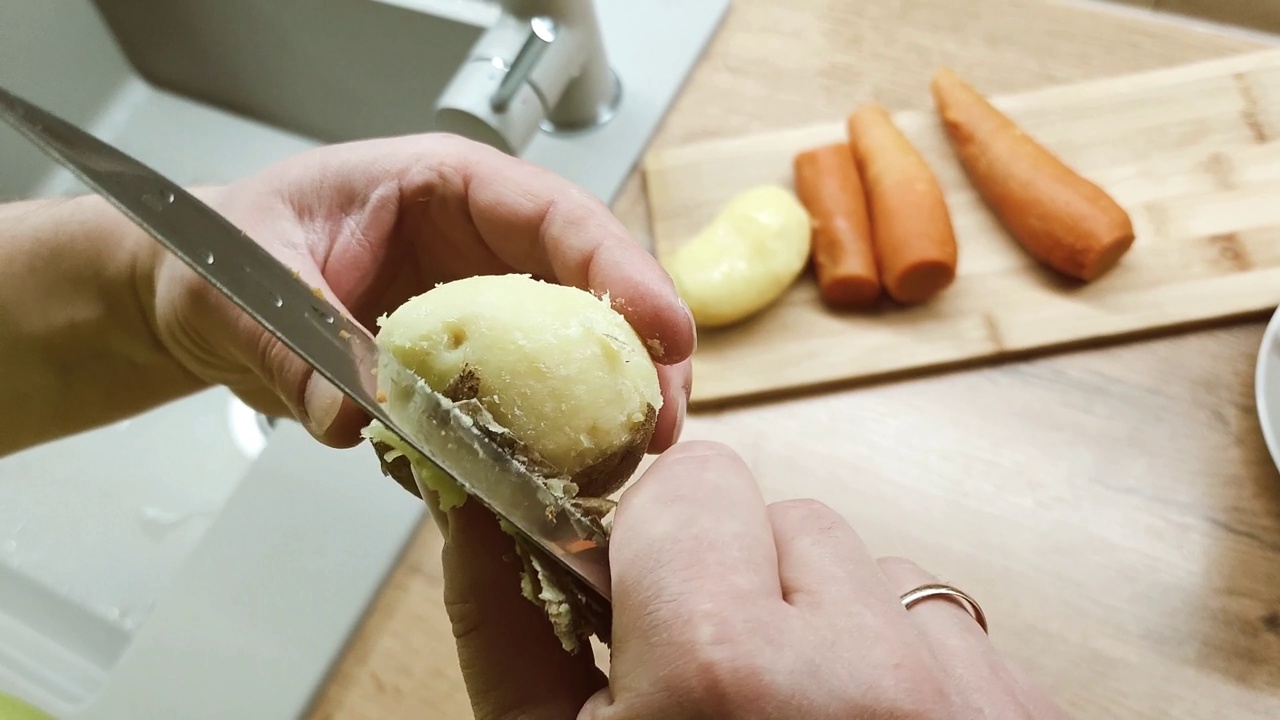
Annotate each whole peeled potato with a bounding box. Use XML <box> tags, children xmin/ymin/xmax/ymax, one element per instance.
<box><xmin>664</xmin><ymin>184</ymin><xmax>812</xmax><ymax>328</ymax></box>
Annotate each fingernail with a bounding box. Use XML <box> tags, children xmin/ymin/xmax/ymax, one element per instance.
<box><xmin>303</xmin><ymin>372</ymin><xmax>343</xmax><ymax>438</ymax></box>
<box><xmin>679</xmin><ymin>297</ymin><xmax>698</xmax><ymax>353</ymax></box>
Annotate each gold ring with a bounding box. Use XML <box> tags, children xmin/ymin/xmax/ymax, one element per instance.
<box><xmin>899</xmin><ymin>583</ymin><xmax>989</xmax><ymax>634</ymax></box>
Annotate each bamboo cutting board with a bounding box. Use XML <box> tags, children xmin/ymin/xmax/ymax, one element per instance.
<box><xmin>644</xmin><ymin>49</ymin><xmax>1280</xmax><ymax>407</ymax></box>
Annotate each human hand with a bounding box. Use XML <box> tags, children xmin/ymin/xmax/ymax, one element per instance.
<box><xmin>445</xmin><ymin>440</ymin><xmax>1069</xmax><ymax>720</ymax></box>
<box><xmin>142</xmin><ymin>133</ymin><xmax>694</xmax><ymax>451</ymax></box>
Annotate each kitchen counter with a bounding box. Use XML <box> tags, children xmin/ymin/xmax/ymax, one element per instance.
<box><xmin>308</xmin><ymin>2</ymin><xmax>1280</xmax><ymax>718</ymax></box>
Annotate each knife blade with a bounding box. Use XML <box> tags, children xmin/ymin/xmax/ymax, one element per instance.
<box><xmin>0</xmin><ymin>85</ymin><xmax>612</xmax><ymax>624</ymax></box>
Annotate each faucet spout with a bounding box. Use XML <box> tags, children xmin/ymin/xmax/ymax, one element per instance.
<box><xmin>506</xmin><ymin>0</ymin><xmax>618</xmax><ymax>133</ymax></box>
<box><xmin>434</xmin><ymin>0</ymin><xmax>620</xmax><ymax>156</ymax></box>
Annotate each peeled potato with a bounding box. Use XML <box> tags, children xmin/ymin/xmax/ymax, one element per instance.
<box><xmin>370</xmin><ymin>273</ymin><xmax>661</xmax><ymax>495</ymax></box>
<box><xmin>664</xmin><ymin>184</ymin><xmax>812</xmax><ymax>328</ymax></box>
<box><xmin>360</xmin><ymin>273</ymin><xmax>662</xmax><ymax>652</ymax></box>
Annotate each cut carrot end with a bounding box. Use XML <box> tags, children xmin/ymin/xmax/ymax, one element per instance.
<box><xmin>819</xmin><ymin>275</ymin><xmax>881</xmax><ymax>309</ymax></box>
<box><xmin>888</xmin><ymin>260</ymin><xmax>956</xmax><ymax>304</ymax></box>
<box><xmin>1078</xmin><ymin>234</ymin><xmax>1136</xmax><ymax>282</ymax></box>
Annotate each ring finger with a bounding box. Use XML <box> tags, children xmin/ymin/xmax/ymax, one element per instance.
<box><xmin>881</xmin><ymin>558</ymin><xmax>1067</xmax><ymax>718</ymax></box>
<box><xmin>877</xmin><ymin>558</ymin><xmax>1012</xmax><ymax>698</ymax></box>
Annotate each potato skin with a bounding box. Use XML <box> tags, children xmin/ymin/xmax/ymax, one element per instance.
<box><xmin>373</xmin><ymin>273</ymin><xmax>662</xmax><ymax>497</ymax></box>
<box><xmin>427</xmin><ymin>363</ymin><xmax>657</xmax><ymax>498</ymax></box>
<box><xmin>367</xmin><ymin>437</ymin><xmax>613</xmax><ymax>652</ymax></box>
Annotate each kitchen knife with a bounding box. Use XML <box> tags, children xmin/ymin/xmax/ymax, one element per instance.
<box><xmin>0</xmin><ymin>85</ymin><xmax>612</xmax><ymax>628</ymax></box>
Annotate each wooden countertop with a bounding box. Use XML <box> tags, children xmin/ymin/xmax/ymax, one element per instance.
<box><xmin>309</xmin><ymin>2</ymin><xmax>1280</xmax><ymax>718</ymax></box>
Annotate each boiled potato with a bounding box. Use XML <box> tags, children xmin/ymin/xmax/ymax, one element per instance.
<box><xmin>366</xmin><ymin>273</ymin><xmax>662</xmax><ymax>501</ymax></box>
<box><xmin>664</xmin><ymin>184</ymin><xmax>812</xmax><ymax>328</ymax></box>
<box><xmin>361</xmin><ymin>273</ymin><xmax>661</xmax><ymax>654</ymax></box>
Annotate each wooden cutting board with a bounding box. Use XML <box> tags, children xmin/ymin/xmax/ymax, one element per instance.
<box><xmin>644</xmin><ymin>48</ymin><xmax>1280</xmax><ymax>407</ymax></box>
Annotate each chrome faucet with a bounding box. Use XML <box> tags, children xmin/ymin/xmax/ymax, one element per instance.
<box><xmin>435</xmin><ymin>0</ymin><xmax>620</xmax><ymax>155</ymax></box>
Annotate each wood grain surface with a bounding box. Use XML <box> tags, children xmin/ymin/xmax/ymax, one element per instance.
<box><xmin>308</xmin><ymin>2</ymin><xmax>1280</xmax><ymax>719</ymax></box>
<box><xmin>646</xmin><ymin>49</ymin><xmax>1280</xmax><ymax>406</ymax></box>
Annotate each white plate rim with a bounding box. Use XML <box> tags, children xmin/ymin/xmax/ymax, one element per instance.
<box><xmin>1254</xmin><ymin>303</ymin><xmax>1280</xmax><ymax>471</ymax></box>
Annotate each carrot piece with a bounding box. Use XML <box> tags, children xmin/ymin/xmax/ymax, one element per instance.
<box><xmin>793</xmin><ymin>142</ymin><xmax>882</xmax><ymax>308</ymax></box>
<box><xmin>930</xmin><ymin>68</ymin><xmax>1134</xmax><ymax>282</ymax></box>
<box><xmin>564</xmin><ymin>539</ymin><xmax>599</xmax><ymax>554</ymax></box>
<box><xmin>845</xmin><ymin>104</ymin><xmax>958</xmax><ymax>304</ymax></box>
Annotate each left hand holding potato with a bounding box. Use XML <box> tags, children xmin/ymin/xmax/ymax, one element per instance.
<box><xmin>147</xmin><ymin>132</ymin><xmax>695</xmax><ymax>450</ymax></box>
<box><xmin>140</xmin><ymin>133</ymin><xmax>694</xmax><ymax>718</ymax></box>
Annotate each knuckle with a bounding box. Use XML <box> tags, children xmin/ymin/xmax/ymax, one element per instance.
<box><xmin>431</xmin><ymin>129</ymin><xmax>479</xmax><ymax>155</ymax></box>
<box><xmin>896</xmin><ymin>673</ymin><xmax>955</xmax><ymax>719</ymax></box>
<box><xmin>831</xmin><ymin>645</ymin><xmax>952</xmax><ymax>719</ymax></box>
<box><xmin>173</xmin><ymin>272</ymin><xmax>225</xmax><ymax>332</ymax></box>
<box><xmin>162</xmin><ymin>276</ymin><xmax>233</xmax><ymax>372</ymax></box>
<box><xmin>877</xmin><ymin>555</ymin><xmax>924</xmax><ymax>574</ymax></box>
<box><xmin>678</xmin><ymin>637</ymin><xmax>772</xmax><ymax>717</ymax></box>
<box><xmin>442</xmin><ymin>596</ymin><xmax>484</xmax><ymax>643</ymax></box>
<box><xmin>668</xmin><ymin>439</ymin><xmax>736</xmax><ymax>459</ymax></box>
<box><xmin>768</xmin><ymin>497</ymin><xmax>839</xmax><ymax>524</ymax></box>
<box><xmin>255</xmin><ymin>332</ymin><xmax>304</xmax><ymax>408</ymax></box>
<box><xmin>768</xmin><ymin>499</ymin><xmax>857</xmax><ymax>545</ymax></box>
<box><xmin>643</xmin><ymin>607</ymin><xmax>959</xmax><ymax>720</ymax></box>
<box><xmin>877</xmin><ymin>555</ymin><xmax>941</xmax><ymax>595</ymax></box>
<box><xmin>874</xmin><ymin>647</ymin><xmax>954</xmax><ymax>718</ymax></box>
<box><xmin>645</xmin><ymin>601</ymin><xmax>776</xmax><ymax>717</ymax></box>
<box><xmin>641</xmin><ymin>441</ymin><xmax>751</xmax><ymax>498</ymax></box>
<box><xmin>906</xmin><ymin>671</ymin><xmax>957</xmax><ymax>712</ymax></box>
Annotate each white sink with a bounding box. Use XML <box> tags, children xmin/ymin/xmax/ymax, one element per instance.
<box><xmin>0</xmin><ymin>1</ymin><xmax>727</xmax><ymax>717</ymax></box>
<box><xmin>0</xmin><ymin>5</ymin><xmax>427</xmax><ymax>718</ymax></box>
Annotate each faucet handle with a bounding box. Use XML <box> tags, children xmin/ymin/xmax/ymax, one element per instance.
<box><xmin>490</xmin><ymin>17</ymin><xmax>558</xmax><ymax>114</ymax></box>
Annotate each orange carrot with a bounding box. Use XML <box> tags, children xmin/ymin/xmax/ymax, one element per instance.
<box><xmin>793</xmin><ymin>142</ymin><xmax>882</xmax><ymax>308</ymax></box>
<box><xmin>845</xmin><ymin>104</ymin><xmax>958</xmax><ymax>304</ymax></box>
<box><xmin>930</xmin><ymin>67</ymin><xmax>1134</xmax><ymax>282</ymax></box>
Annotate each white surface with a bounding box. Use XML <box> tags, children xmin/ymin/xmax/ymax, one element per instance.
<box><xmin>0</xmin><ymin>388</ymin><xmax>248</xmax><ymax>710</ymax></box>
<box><xmin>0</xmin><ymin>12</ymin><xmax>422</xmax><ymax>716</ymax></box>
<box><xmin>74</xmin><ymin>423</ymin><xmax>420</xmax><ymax>720</ymax></box>
<box><xmin>1254</xmin><ymin>306</ymin><xmax>1280</xmax><ymax>473</ymax></box>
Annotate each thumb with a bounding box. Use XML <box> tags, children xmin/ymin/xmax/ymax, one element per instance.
<box><xmin>248</xmin><ymin>334</ymin><xmax>369</xmax><ymax>447</ymax></box>
<box><xmin>299</xmin><ymin>369</ymin><xmax>369</xmax><ymax>446</ymax></box>
<box><xmin>441</xmin><ymin>498</ymin><xmax>607</xmax><ymax>720</ymax></box>
<box><xmin>217</xmin><ymin>248</ymin><xmax>369</xmax><ymax>447</ymax></box>
<box><xmin>233</xmin><ymin>301</ymin><xmax>368</xmax><ymax>447</ymax></box>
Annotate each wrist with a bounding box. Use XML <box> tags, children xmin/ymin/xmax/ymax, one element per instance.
<box><xmin>0</xmin><ymin>192</ymin><xmax>215</xmax><ymax>453</ymax></box>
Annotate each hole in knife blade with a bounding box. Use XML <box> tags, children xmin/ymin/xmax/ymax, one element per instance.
<box><xmin>141</xmin><ymin>190</ymin><xmax>174</xmax><ymax>211</ymax></box>
<box><xmin>272</xmin><ymin>294</ymin><xmax>283</xmax><ymax>308</ymax></box>
<box><xmin>203</xmin><ymin>250</ymin><xmax>215</xmax><ymax>265</ymax></box>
